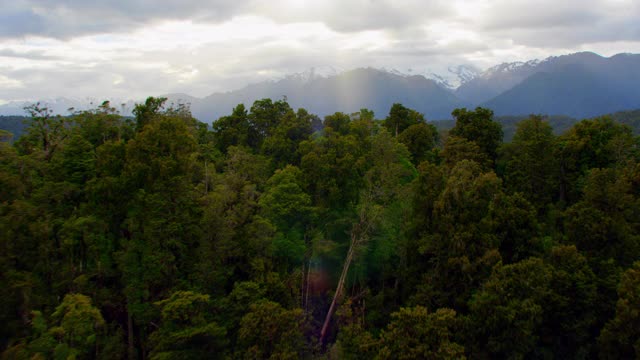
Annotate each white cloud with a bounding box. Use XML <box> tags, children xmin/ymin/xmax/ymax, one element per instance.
<box><xmin>0</xmin><ymin>75</ymin><xmax>24</xmax><ymax>89</ymax></box>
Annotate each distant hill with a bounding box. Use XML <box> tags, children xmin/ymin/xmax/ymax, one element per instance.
<box><xmin>434</xmin><ymin>109</ymin><xmax>640</xmax><ymax>143</ymax></box>
<box><xmin>455</xmin><ymin>52</ymin><xmax>630</xmax><ymax>104</ymax></box>
<box><xmin>0</xmin><ymin>116</ymin><xmax>28</xmax><ymax>141</ymax></box>
<box><xmin>0</xmin><ymin>98</ymin><xmax>138</xmax><ymax>117</ymax></box>
<box><xmin>465</xmin><ymin>53</ymin><xmax>640</xmax><ymax>118</ymax></box>
<box><xmin>482</xmin><ymin>64</ymin><xmax>609</xmax><ymax>118</ymax></box>
<box><xmin>433</xmin><ymin>114</ymin><xmax>579</xmax><ymax>142</ymax></box>
<box><xmin>608</xmin><ymin>109</ymin><xmax>640</xmax><ymax>135</ymax></box>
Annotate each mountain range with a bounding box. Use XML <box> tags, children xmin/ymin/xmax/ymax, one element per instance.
<box><xmin>2</xmin><ymin>52</ymin><xmax>639</xmax><ymax>121</ymax></box>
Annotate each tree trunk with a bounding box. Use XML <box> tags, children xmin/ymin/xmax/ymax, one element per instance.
<box><xmin>305</xmin><ymin>259</ymin><xmax>311</xmax><ymax>311</ymax></box>
<box><xmin>320</xmin><ymin>236</ymin><xmax>356</xmax><ymax>343</ymax></box>
<box><xmin>128</xmin><ymin>308</ymin><xmax>135</xmax><ymax>360</ymax></box>
<box><xmin>319</xmin><ymin>190</ymin><xmax>378</xmax><ymax>344</ymax></box>
<box><xmin>301</xmin><ymin>261</ymin><xmax>305</xmax><ymax>309</ymax></box>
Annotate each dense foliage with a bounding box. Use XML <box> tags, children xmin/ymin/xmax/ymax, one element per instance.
<box><xmin>1</xmin><ymin>98</ymin><xmax>640</xmax><ymax>359</ymax></box>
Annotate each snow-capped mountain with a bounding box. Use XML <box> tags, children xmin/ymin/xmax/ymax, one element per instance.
<box><xmin>455</xmin><ymin>52</ymin><xmax>623</xmax><ymax>105</ymax></box>
<box><xmin>480</xmin><ymin>59</ymin><xmax>542</xmax><ymax>78</ymax></box>
<box><xmin>3</xmin><ymin>52</ymin><xmax>640</xmax><ymax>121</ymax></box>
<box><xmin>281</xmin><ymin>66</ymin><xmax>345</xmax><ymax>83</ymax></box>
<box><xmin>421</xmin><ymin>65</ymin><xmax>481</xmax><ymax>90</ymax></box>
<box><xmin>182</xmin><ymin>67</ymin><xmax>466</xmax><ymax>122</ymax></box>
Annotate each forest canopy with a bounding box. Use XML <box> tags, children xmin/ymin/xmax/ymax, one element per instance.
<box><xmin>1</xmin><ymin>98</ymin><xmax>640</xmax><ymax>359</ymax></box>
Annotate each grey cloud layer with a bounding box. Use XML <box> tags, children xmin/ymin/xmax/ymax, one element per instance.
<box><xmin>0</xmin><ymin>0</ymin><xmax>451</xmax><ymax>38</ymax></box>
<box><xmin>1</xmin><ymin>0</ymin><xmax>247</xmax><ymax>39</ymax></box>
<box><xmin>1</xmin><ymin>0</ymin><xmax>640</xmax><ymax>104</ymax></box>
<box><xmin>3</xmin><ymin>0</ymin><xmax>638</xmax><ymax>48</ymax></box>
<box><xmin>474</xmin><ymin>0</ymin><xmax>640</xmax><ymax>46</ymax></box>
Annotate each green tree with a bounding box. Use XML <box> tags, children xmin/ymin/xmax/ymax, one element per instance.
<box><xmin>332</xmin><ymin>299</ymin><xmax>377</xmax><ymax>359</ymax></box>
<box><xmin>196</xmin><ymin>146</ymin><xmax>274</xmax><ymax>292</ymax></box>
<box><xmin>261</xmin><ymin>108</ymin><xmax>313</xmax><ymax>167</ymax></box>
<box><xmin>133</xmin><ymin>97</ymin><xmax>167</xmax><ymax>131</ymax></box>
<box><xmin>50</xmin><ymin>293</ymin><xmax>106</xmax><ymax>359</ymax></box>
<box><xmin>557</xmin><ymin>116</ymin><xmax>638</xmax><ymax>203</ymax></box>
<box><xmin>501</xmin><ymin>115</ymin><xmax>559</xmax><ymax>210</ymax></box>
<box><xmin>324</xmin><ymin>112</ymin><xmax>352</xmax><ymax>136</ymax></box>
<box><xmin>419</xmin><ymin>160</ymin><xmax>503</xmax><ymax>310</ymax></box>
<box><xmin>546</xmin><ymin>246</ymin><xmax>598</xmax><ymax>358</ymax></box>
<box><xmin>149</xmin><ymin>291</ymin><xmax>227</xmax><ymax>359</ymax></box>
<box><xmin>468</xmin><ymin>258</ymin><xmax>552</xmax><ymax>359</ymax></box>
<box><xmin>74</xmin><ymin>101</ymin><xmax>133</xmax><ymax>146</ymax></box>
<box><xmin>377</xmin><ymin>307</ymin><xmax>465</xmax><ymax>359</ymax></box>
<box><xmin>397</xmin><ymin>122</ymin><xmax>439</xmax><ymax>165</ymax></box>
<box><xmin>259</xmin><ymin>165</ymin><xmax>314</xmax><ymax>269</ymax></box>
<box><xmin>236</xmin><ymin>300</ymin><xmax>308</xmax><ymax>359</ymax></box>
<box><xmin>18</xmin><ymin>102</ymin><xmax>69</xmax><ymax>160</ymax></box>
<box><xmin>248</xmin><ymin>98</ymin><xmax>293</xmax><ymax>149</ymax></box>
<box><xmin>383</xmin><ymin>103</ymin><xmax>423</xmax><ymax>137</ymax></box>
<box><xmin>598</xmin><ymin>261</ymin><xmax>640</xmax><ymax>359</ymax></box>
<box><xmin>212</xmin><ymin>104</ymin><xmax>250</xmax><ymax>152</ymax></box>
<box><xmin>565</xmin><ymin>167</ymin><xmax>640</xmax><ymax>267</ymax></box>
<box><xmin>449</xmin><ymin>107</ymin><xmax>503</xmax><ymax>164</ymax></box>
<box><xmin>441</xmin><ymin>136</ymin><xmax>492</xmax><ymax>171</ymax></box>
<box><xmin>60</xmin><ymin>134</ymin><xmax>96</xmax><ymax>185</ymax></box>
<box><xmin>299</xmin><ymin>125</ymin><xmax>367</xmax><ymax>209</ymax></box>
<box><xmin>485</xmin><ymin>192</ymin><xmax>542</xmax><ymax>263</ymax></box>
<box><xmin>119</xmin><ymin>114</ymin><xmax>201</xmax><ymax>357</ymax></box>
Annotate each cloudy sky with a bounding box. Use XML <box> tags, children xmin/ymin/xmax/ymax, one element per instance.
<box><xmin>1</xmin><ymin>0</ymin><xmax>639</xmax><ymax>104</ymax></box>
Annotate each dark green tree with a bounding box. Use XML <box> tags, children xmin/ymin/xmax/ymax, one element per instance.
<box><xmin>133</xmin><ymin>97</ymin><xmax>167</xmax><ymax>132</ymax></box>
<box><xmin>598</xmin><ymin>261</ymin><xmax>640</xmax><ymax>359</ymax></box>
<box><xmin>377</xmin><ymin>307</ymin><xmax>465</xmax><ymax>359</ymax></box>
<box><xmin>468</xmin><ymin>258</ymin><xmax>552</xmax><ymax>359</ymax></box>
<box><xmin>449</xmin><ymin>107</ymin><xmax>503</xmax><ymax>164</ymax></box>
<box><xmin>383</xmin><ymin>103</ymin><xmax>423</xmax><ymax>137</ymax></box>
<box><xmin>149</xmin><ymin>291</ymin><xmax>227</xmax><ymax>359</ymax></box>
<box><xmin>236</xmin><ymin>300</ymin><xmax>308</xmax><ymax>359</ymax></box>
<box><xmin>212</xmin><ymin>104</ymin><xmax>250</xmax><ymax>152</ymax></box>
<box><xmin>501</xmin><ymin>115</ymin><xmax>559</xmax><ymax>210</ymax></box>
<box><xmin>397</xmin><ymin>122</ymin><xmax>439</xmax><ymax>165</ymax></box>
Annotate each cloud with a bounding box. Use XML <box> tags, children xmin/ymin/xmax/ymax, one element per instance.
<box><xmin>253</xmin><ymin>0</ymin><xmax>453</xmax><ymax>33</ymax></box>
<box><xmin>0</xmin><ymin>0</ymin><xmax>249</xmax><ymax>39</ymax></box>
<box><xmin>1</xmin><ymin>0</ymin><xmax>640</xmax><ymax>106</ymax></box>
<box><xmin>471</xmin><ymin>0</ymin><xmax>640</xmax><ymax>47</ymax></box>
<box><xmin>0</xmin><ymin>48</ymin><xmax>59</xmax><ymax>60</ymax></box>
<box><xmin>0</xmin><ymin>0</ymin><xmax>455</xmax><ymax>39</ymax></box>
<box><xmin>0</xmin><ymin>74</ymin><xmax>24</xmax><ymax>89</ymax></box>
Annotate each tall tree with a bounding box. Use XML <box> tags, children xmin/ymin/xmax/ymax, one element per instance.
<box><xmin>18</xmin><ymin>102</ymin><xmax>69</xmax><ymax>160</ymax></box>
<box><xmin>383</xmin><ymin>103</ymin><xmax>423</xmax><ymax>137</ymax></box>
<box><xmin>598</xmin><ymin>261</ymin><xmax>640</xmax><ymax>359</ymax></box>
<box><xmin>501</xmin><ymin>115</ymin><xmax>559</xmax><ymax>210</ymax></box>
<box><xmin>449</xmin><ymin>107</ymin><xmax>503</xmax><ymax>165</ymax></box>
<box><xmin>377</xmin><ymin>306</ymin><xmax>465</xmax><ymax>359</ymax></box>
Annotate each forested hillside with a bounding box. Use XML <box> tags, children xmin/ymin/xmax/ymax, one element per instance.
<box><xmin>2</xmin><ymin>98</ymin><xmax>640</xmax><ymax>359</ymax></box>
<box><xmin>0</xmin><ymin>116</ymin><xmax>28</xmax><ymax>142</ymax></box>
